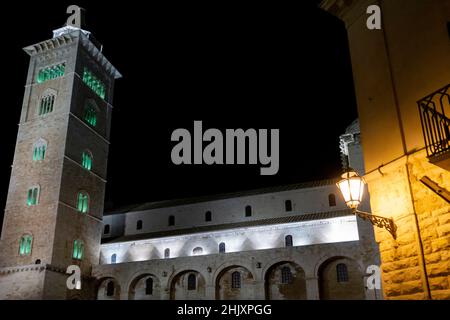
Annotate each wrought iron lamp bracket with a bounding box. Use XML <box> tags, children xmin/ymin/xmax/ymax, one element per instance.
<box><xmin>353</xmin><ymin>209</ymin><xmax>397</xmax><ymax>239</ymax></box>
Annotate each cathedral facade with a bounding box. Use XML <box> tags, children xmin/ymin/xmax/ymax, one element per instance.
<box><xmin>0</xmin><ymin>22</ymin><xmax>380</xmax><ymax>300</ymax></box>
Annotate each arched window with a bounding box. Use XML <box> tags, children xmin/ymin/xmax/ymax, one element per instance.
<box><xmin>103</xmin><ymin>224</ymin><xmax>110</xmax><ymax>234</ymax></box>
<box><xmin>205</xmin><ymin>211</ymin><xmax>212</xmax><ymax>222</ymax></box>
<box><xmin>164</xmin><ymin>248</ymin><xmax>170</xmax><ymax>259</ymax></box>
<box><xmin>168</xmin><ymin>215</ymin><xmax>175</xmax><ymax>226</ymax></box>
<box><xmin>19</xmin><ymin>234</ymin><xmax>33</xmax><ymax>256</ymax></box>
<box><xmin>281</xmin><ymin>266</ymin><xmax>292</xmax><ymax>284</ymax></box>
<box><xmin>72</xmin><ymin>240</ymin><xmax>84</xmax><ymax>260</ymax></box>
<box><xmin>231</xmin><ymin>271</ymin><xmax>241</xmax><ymax>289</ymax></box>
<box><xmin>219</xmin><ymin>242</ymin><xmax>226</xmax><ymax>253</ymax></box>
<box><xmin>136</xmin><ymin>220</ymin><xmax>143</xmax><ymax>230</ymax></box>
<box><xmin>81</xmin><ymin>151</ymin><xmax>93</xmax><ymax>171</ymax></box>
<box><xmin>111</xmin><ymin>254</ymin><xmax>116</xmax><ymax>264</ymax></box>
<box><xmin>328</xmin><ymin>193</ymin><xmax>337</xmax><ymax>207</ymax></box>
<box><xmin>37</xmin><ymin>63</ymin><xmax>65</xmax><ymax>83</ymax></box>
<box><xmin>336</xmin><ymin>263</ymin><xmax>349</xmax><ymax>282</ymax></box>
<box><xmin>35</xmin><ymin>259</ymin><xmax>41</xmax><ymax>264</ymax></box>
<box><xmin>192</xmin><ymin>247</ymin><xmax>203</xmax><ymax>255</ymax></box>
<box><xmin>27</xmin><ymin>186</ymin><xmax>40</xmax><ymax>206</ymax></box>
<box><xmin>145</xmin><ymin>278</ymin><xmax>153</xmax><ymax>295</ymax></box>
<box><xmin>84</xmin><ymin>101</ymin><xmax>98</xmax><ymax>127</ymax></box>
<box><xmin>39</xmin><ymin>92</ymin><xmax>56</xmax><ymax>115</ymax></box>
<box><xmin>187</xmin><ymin>274</ymin><xmax>196</xmax><ymax>290</ymax></box>
<box><xmin>77</xmin><ymin>192</ymin><xmax>89</xmax><ymax>213</ymax></box>
<box><xmin>245</xmin><ymin>205</ymin><xmax>252</xmax><ymax>217</ymax></box>
<box><xmin>32</xmin><ymin>139</ymin><xmax>47</xmax><ymax>161</ymax></box>
<box><xmin>285</xmin><ymin>235</ymin><xmax>293</xmax><ymax>247</ymax></box>
<box><xmin>285</xmin><ymin>200</ymin><xmax>292</xmax><ymax>212</ymax></box>
<box><xmin>106</xmin><ymin>281</ymin><xmax>115</xmax><ymax>296</ymax></box>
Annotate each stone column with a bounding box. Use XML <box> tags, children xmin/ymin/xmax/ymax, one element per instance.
<box><xmin>305</xmin><ymin>276</ymin><xmax>320</xmax><ymax>300</ymax></box>
<box><xmin>205</xmin><ymin>285</ymin><xmax>216</xmax><ymax>300</ymax></box>
<box><xmin>253</xmin><ymin>281</ymin><xmax>266</xmax><ymax>300</ymax></box>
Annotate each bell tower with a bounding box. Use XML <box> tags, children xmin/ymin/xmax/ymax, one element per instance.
<box><xmin>0</xmin><ymin>10</ymin><xmax>121</xmax><ymax>299</ymax></box>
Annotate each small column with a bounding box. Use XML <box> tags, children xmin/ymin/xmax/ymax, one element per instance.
<box><xmin>161</xmin><ymin>287</ymin><xmax>171</xmax><ymax>300</ymax></box>
<box><xmin>305</xmin><ymin>277</ymin><xmax>320</xmax><ymax>300</ymax></box>
<box><xmin>254</xmin><ymin>281</ymin><xmax>266</xmax><ymax>300</ymax></box>
<box><xmin>205</xmin><ymin>285</ymin><xmax>216</xmax><ymax>300</ymax></box>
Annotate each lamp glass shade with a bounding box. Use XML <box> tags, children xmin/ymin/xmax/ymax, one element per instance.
<box><xmin>337</xmin><ymin>170</ymin><xmax>365</xmax><ymax>209</ymax></box>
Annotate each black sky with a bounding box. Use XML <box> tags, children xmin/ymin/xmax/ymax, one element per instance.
<box><xmin>0</xmin><ymin>1</ymin><xmax>357</xmax><ymax>222</ymax></box>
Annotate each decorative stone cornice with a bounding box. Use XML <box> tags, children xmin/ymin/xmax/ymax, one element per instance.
<box><xmin>23</xmin><ymin>30</ymin><xmax>122</xmax><ymax>80</ymax></box>
<box><xmin>320</xmin><ymin>0</ymin><xmax>378</xmax><ymax>27</ymax></box>
<box><xmin>23</xmin><ymin>33</ymin><xmax>76</xmax><ymax>56</ymax></box>
<box><xmin>0</xmin><ymin>263</ymin><xmax>94</xmax><ymax>280</ymax></box>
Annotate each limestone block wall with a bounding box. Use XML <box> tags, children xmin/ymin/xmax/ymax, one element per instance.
<box><xmin>366</xmin><ymin>150</ymin><xmax>450</xmax><ymax>299</ymax></box>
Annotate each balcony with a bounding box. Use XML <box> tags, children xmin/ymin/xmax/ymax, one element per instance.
<box><xmin>418</xmin><ymin>84</ymin><xmax>450</xmax><ymax>171</ymax></box>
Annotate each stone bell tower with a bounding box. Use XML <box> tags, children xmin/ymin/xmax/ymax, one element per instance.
<box><xmin>0</xmin><ymin>9</ymin><xmax>121</xmax><ymax>299</ymax></box>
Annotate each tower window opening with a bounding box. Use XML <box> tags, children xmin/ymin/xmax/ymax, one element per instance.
<box><xmin>72</xmin><ymin>239</ymin><xmax>84</xmax><ymax>260</ymax></box>
<box><xmin>81</xmin><ymin>151</ymin><xmax>93</xmax><ymax>171</ymax></box>
<box><xmin>37</xmin><ymin>63</ymin><xmax>65</xmax><ymax>83</ymax></box>
<box><xmin>39</xmin><ymin>94</ymin><xmax>55</xmax><ymax>115</ymax></box>
<box><xmin>32</xmin><ymin>139</ymin><xmax>47</xmax><ymax>162</ymax></box>
<box><xmin>27</xmin><ymin>186</ymin><xmax>40</xmax><ymax>206</ymax></box>
<box><xmin>19</xmin><ymin>234</ymin><xmax>33</xmax><ymax>256</ymax></box>
<box><xmin>77</xmin><ymin>192</ymin><xmax>89</xmax><ymax>213</ymax></box>
<box><xmin>82</xmin><ymin>68</ymin><xmax>106</xmax><ymax>99</ymax></box>
<box><xmin>84</xmin><ymin>102</ymin><xmax>97</xmax><ymax>127</ymax></box>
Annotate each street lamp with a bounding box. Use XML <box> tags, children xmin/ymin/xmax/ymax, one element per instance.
<box><xmin>337</xmin><ymin>169</ymin><xmax>397</xmax><ymax>239</ymax></box>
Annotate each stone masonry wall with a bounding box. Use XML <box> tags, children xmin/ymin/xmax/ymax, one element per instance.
<box><xmin>367</xmin><ymin>150</ymin><xmax>450</xmax><ymax>299</ymax></box>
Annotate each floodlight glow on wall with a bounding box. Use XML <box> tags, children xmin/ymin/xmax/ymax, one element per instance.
<box><xmin>337</xmin><ymin>169</ymin><xmax>397</xmax><ymax>239</ymax></box>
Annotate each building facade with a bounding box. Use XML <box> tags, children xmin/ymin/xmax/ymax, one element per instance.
<box><xmin>321</xmin><ymin>0</ymin><xmax>450</xmax><ymax>299</ymax></box>
<box><xmin>95</xmin><ymin>169</ymin><xmax>381</xmax><ymax>300</ymax></box>
<box><xmin>0</xmin><ymin>18</ymin><xmax>381</xmax><ymax>300</ymax></box>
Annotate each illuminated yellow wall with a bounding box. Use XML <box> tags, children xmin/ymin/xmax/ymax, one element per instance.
<box><xmin>322</xmin><ymin>0</ymin><xmax>450</xmax><ymax>299</ymax></box>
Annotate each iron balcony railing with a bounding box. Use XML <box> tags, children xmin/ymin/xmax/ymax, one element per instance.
<box><xmin>418</xmin><ymin>84</ymin><xmax>450</xmax><ymax>158</ymax></box>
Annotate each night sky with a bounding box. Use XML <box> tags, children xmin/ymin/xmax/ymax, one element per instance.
<box><xmin>0</xmin><ymin>1</ymin><xmax>357</xmax><ymax>226</ymax></box>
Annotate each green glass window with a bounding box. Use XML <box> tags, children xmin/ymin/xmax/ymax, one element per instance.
<box><xmin>37</xmin><ymin>63</ymin><xmax>65</xmax><ymax>83</ymax></box>
<box><xmin>19</xmin><ymin>235</ymin><xmax>33</xmax><ymax>256</ymax></box>
<box><xmin>77</xmin><ymin>192</ymin><xmax>89</xmax><ymax>213</ymax></box>
<box><xmin>84</xmin><ymin>104</ymin><xmax>97</xmax><ymax>127</ymax></box>
<box><xmin>82</xmin><ymin>68</ymin><xmax>106</xmax><ymax>99</ymax></box>
<box><xmin>27</xmin><ymin>187</ymin><xmax>39</xmax><ymax>206</ymax></box>
<box><xmin>82</xmin><ymin>151</ymin><xmax>92</xmax><ymax>171</ymax></box>
<box><xmin>72</xmin><ymin>239</ymin><xmax>84</xmax><ymax>260</ymax></box>
<box><xmin>39</xmin><ymin>94</ymin><xmax>55</xmax><ymax>115</ymax></box>
<box><xmin>33</xmin><ymin>143</ymin><xmax>46</xmax><ymax>161</ymax></box>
